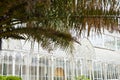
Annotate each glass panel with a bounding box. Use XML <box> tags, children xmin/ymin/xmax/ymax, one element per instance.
<box><xmin>32</xmin><ymin>57</ymin><xmax>38</xmax><ymax>65</ymax></box>
<box><xmin>104</xmin><ymin>35</ymin><xmax>115</xmax><ymax>50</ymax></box>
<box><xmin>93</xmin><ymin>62</ymin><xmax>103</xmax><ymax>80</ymax></box>
<box><xmin>86</xmin><ymin>60</ymin><xmax>92</xmax><ymax>79</ymax></box>
<box><xmin>0</xmin><ymin>64</ymin><xmax>2</xmax><ymax>74</ymax></box>
<box><xmin>66</xmin><ymin>60</ymin><xmax>72</xmax><ymax>80</ymax></box>
<box><xmin>115</xmin><ymin>66</ymin><xmax>119</xmax><ymax>79</ymax></box>
<box><xmin>15</xmin><ymin>54</ymin><xmax>22</xmax><ymax>63</ymax></box>
<box><xmin>3</xmin><ymin>63</ymin><xmax>7</xmax><ymax>75</ymax></box>
<box><xmin>117</xmin><ymin>37</ymin><xmax>120</xmax><ymax>50</ymax></box>
<box><xmin>15</xmin><ymin>64</ymin><xmax>22</xmax><ymax>76</ymax></box>
<box><xmin>22</xmin><ymin>65</ymin><xmax>26</xmax><ymax>75</ymax></box>
<box><xmin>54</xmin><ymin>58</ymin><xmax>65</xmax><ymax>80</ymax></box>
<box><xmin>9</xmin><ymin>56</ymin><xmax>12</xmax><ymax>62</ymax></box>
<box><xmin>8</xmin><ymin>64</ymin><xmax>12</xmax><ymax>75</ymax></box>
<box><xmin>4</xmin><ymin>55</ymin><xmax>8</xmax><ymax>62</ymax></box>
<box><xmin>39</xmin><ymin>67</ymin><xmax>45</xmax><ymax>80</ymax></box>
<box><xmin>46</xmin><ymin>57</ymin><xmax>52</xmax><ymax>80</ymax></box>
<box><xmin>75</xmin><ymin>60</ymin><xmax>81</xmax><ymax>77</ymax></box>
<box><xmin>30</xmin><ymin>66</ymin><xmax>37</xmax><ymax>80</ymax></box>
<box><xmin>89</xmin><ymin>35</ymin><xmax>103</xmax><ymax>48</ymax></box>
<box><xmin>107</xmin><ymin>64</ymin><xmax>117</xmax><ymax>79</ymax></box>
<box><xmin>39</xmin><ymin>57</ymin><xmax>49</xmax><ymax>80</ymax></box>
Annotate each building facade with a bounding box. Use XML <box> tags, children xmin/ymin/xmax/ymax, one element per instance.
<box><xmin>0</xmin><ymin>32</ymin><xmax>120</xmax><ymax>80</ymax></box>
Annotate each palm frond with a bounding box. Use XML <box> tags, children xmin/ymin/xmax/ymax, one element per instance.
<box><xmin>0</xmin><ymin>27</ymin><xmax>75</xmax><ymax>50</ymax></box>
<box><xmin>0</xmin><ymin>0</ymin><xmax>120</xmax><ymax>50</ymax></box>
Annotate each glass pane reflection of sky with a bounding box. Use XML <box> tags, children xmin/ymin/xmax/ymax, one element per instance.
<box><xmin>89</xmin><ymin>34</ymin><xmax>120</xmax><ymax>51</ymax></box>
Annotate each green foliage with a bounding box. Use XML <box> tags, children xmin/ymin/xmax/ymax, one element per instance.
<box><xmin>0</xmin><ymin>75</ymin><xmax>6</xmax><ymax>80</ymax></box>
<box><xmin>0</xmin><ymin>76</ymin><xmax>22</xmax><ymax>80</ymax></box>
<box><xmin>0</xmin><ymin>0</ymin><xmax>119</xmax><ymax>51</ymax></box>
<box><xmin>6</xmin><ymin>76</ymin><xmax>22</xmax><ymax>80</ymax></box>
<box><xmin>75</xmin><ymin>75</ymin><xmax>90</xmax><ymax>80</ymax></box>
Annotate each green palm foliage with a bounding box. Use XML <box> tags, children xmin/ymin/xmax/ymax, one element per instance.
<box><xmin>0</xmin><ymin>0</ymin><xmax>120</xmax><ymax>50</ymax></box>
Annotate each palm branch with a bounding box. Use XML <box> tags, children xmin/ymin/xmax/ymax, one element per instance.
<box><xmin>0</xmin><ymin>0</ymin><xmax>119</xmax><ymax>50</ymax></box>
<box><xmin>0</xmin><ymin>26</ymin><xmax>75</xmax><ymax>50</ymax></box>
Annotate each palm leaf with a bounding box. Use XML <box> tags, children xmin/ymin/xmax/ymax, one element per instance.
<box><xmin>0</xmin><ymin>27</ymin><xmax>75</xmax><ymax>50</ymax></box>
<box><xmin>0</xmin><ymin>0</ymin><xmax>119</xmax><ymax>50</ymax></box>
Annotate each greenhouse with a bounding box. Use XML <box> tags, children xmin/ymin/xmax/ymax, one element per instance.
<box><xmin>0</xmin><ymin>0</ymin><xmax>120</xmax><ymax>80</ymax></box>
<box><xmin>0</xmin><ymin>32</ymin><xmax>120</xmax><ymax>80</ymax></box>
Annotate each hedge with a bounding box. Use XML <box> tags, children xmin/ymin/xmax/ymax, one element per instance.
<box><xmin>0</xmin><ymin>76</ymin><xmax>22</xmax><ymax>80</ymax></box>
<box><xmin>0</xmin><ymin>76</ymin><xmax>6</xmax><ymax>80</ymax></box>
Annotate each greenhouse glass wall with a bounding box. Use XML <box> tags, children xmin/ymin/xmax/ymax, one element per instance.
<box><xmin>0</xmin><ymin>50</ymin><xmax>120</xmax><ymax>80</ymax></box>
<box><xmin>0</xmin><ymin>32</ymin><xmax>120</xmax><ymax>80</ymax></box>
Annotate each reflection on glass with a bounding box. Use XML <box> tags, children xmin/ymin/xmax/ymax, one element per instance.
<box><xmin>22</xmin><ymin>65</ymin><xmax>26</xmax><ymax>75</ymax></box>
<box><xmin>15</xmin><ymin>65</ymin><xmax>21</xmax><ymax>75</ymax></box>
<box><xmin>117</xmin><ymin>38</ymin><xmax>120</xmax><ymax>50</ymax></box>
<box><xmin>104</xmin><ymin>35</ymin><xmax>115</xmax><ymax>50</ymax></box>
<box><xmin>30</xmin><ymin>66</ymin><xmax>37</xmax><ymax>80</ymax></box>
<box><xmin>8</xmin><ymin>64</ymin><xmax>12</xmax><ymax>75</ymax></box>
<box><xmin>4</xmin><ymin>55</ymin><xmax>8</xmax><ymax>62</ymax></box>
<box><xmin>89</xmin><ymin>35</ymin><xmax>103</xmax><ymax>48</ymax></box>
<box><xmin>106</xmin><ymin>64</ymin><xmax>118</xmax><ymax>79</ymax></box>
<box><xmin>0</xmin><ymin>64</ymin><xmax>2</xmax><ymax>74</ymax></box>
<box><xmin>32</xmin><ymin>57</ymin><xmax>37</xmax><ymax>64</ymax></box>
<box><xmin>39</xmin><ymin>67</ymin><xmax>45</xmax><ymax>80</ymax></box>
<box><xmin>15</xmin><ymin>54</ymin><xmax>22</xmax><ymax>63</ymax></box>
<box><xmin>3</xmin><ymin>63</ymin><xmax>7</xmax><ymax>75</ymax></box>
<box><xmin>9</xmin><ymin>56</ymin><xmax>12</xmax><ymax>62</ymax></box>
<box><xmin>75</xmin><ymin>60</ymin><xmax>81</xmax><ymax>76</ymax></box>
<box><xmin>89</xmin><ymin>34</ymin><xmax>120</xmax><ymax>50</ymax></box>
<box><xmin>93</xmin><ymin>63</ymin><xmax>102</xmax><ymax>79</ymax></box>
<box><xmin>66</xmin><ymin>61</ymin><xmax>72</xmax><ymax>80</ymax></box>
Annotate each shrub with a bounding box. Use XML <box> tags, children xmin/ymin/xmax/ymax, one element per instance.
<box><xmin>2</xmin><ymin>76</ymin><xmax>22</xmax><ymax>80</ymax></box>
<box><xmin>0</xmin><ymin>75</ymin><xmax>6</xmax><ymax>80</ymax></box>
<box><xmin>6</xmin><ymin>76</ymin><xmax>22</xmax><ymax>80</ymax></box>
<box><xmin>75</xmin><ymin>75</ymin><xmax>90</xmax><ymax>80</ymax></box>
